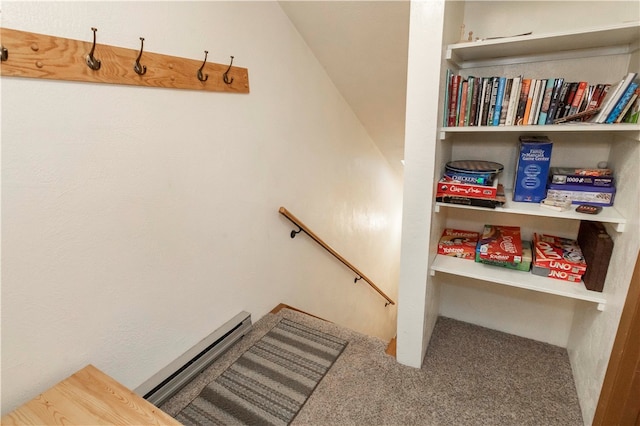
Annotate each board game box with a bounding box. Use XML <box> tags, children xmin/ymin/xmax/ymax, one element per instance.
<box><xmin>476</xmin><ymin>225</ymin><xmax>523</xmax><ymax>264</ymax></box>
<box><xmin>545</xmin><ymin>183</ymin><xmax>616</xmax><ymax>206</ymax></box>
<box><xmin>549</xmin><ymin>167</ymin><xmax>614</xmax><ymax>187</ymax></box>
<box><xmin>532</xmin><ymin>233</ymin><xmax>587</xmax><ymax>278</ymax></box>
<box><xmin>437</xmin><ymin>228</ymin><xmax>480</xmax><ymax>260</ymax></box>
<box><xmin>513</xmin><ymin>136</ymin><xmax>553</xmax><ymax>203</ymax></box>
<box><xmin>476</xmin><ymin>240</ymin><xmax>532</xmax><ymax>271</ymax></box>
<box><xmin>436</xmin><ymin>177</ymin><xmax>499</xmax><ymax>200</ymax></box>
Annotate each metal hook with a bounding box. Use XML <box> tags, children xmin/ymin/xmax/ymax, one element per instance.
<box><xmin>354</xmin><ymin>276</ymin><xmax>362</xmax><ymax>284</ymax></box>
<box><xmin>290</xmin><ymin>226</ymin><xmax>302</xmax><ymax>239</ymax></box>
<box><xmin>1</xmin><ymin>45</ymin><xmax>8</xmax><ymax>62</ymax></box>
<box><xmin>86</xmin><ymin>27</ymin><xmax>101</xmax><ymax>71</ymax></box>
<box><xmin>197</xmin><ymin>50</ymin><xmax>209</xmax><ymax>82</ymax></box>
<box><xmin>223</xmin><ymin>55</ymin><xmax>234</xmax><ymax>85</ymax></box>
<box><xmin>134</xmin><ymin>37</ymin><xmax>147</xmax><ymax>76</ymax></box>
<box><xmin>385</xmin><ymin>302</ymin><xmax>390</xmax><ymax>307</ymax></box>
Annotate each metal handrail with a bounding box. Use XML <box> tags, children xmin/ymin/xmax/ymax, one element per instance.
<box><xmin>279</xmin><ymin>206</ymin><xmax>395</xmax><ymax>306</ymax></box>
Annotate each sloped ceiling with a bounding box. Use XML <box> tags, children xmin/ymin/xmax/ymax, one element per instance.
<box><xmin>279</xmin><ymin>1</ymin><xmax>410</xmax><ymax>175</ymax></box>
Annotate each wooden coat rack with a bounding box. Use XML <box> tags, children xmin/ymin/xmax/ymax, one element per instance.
<box><xmin>0</xmin><ymin>27</ymin><xmax>250</xmax><ymax>93</ymax></box>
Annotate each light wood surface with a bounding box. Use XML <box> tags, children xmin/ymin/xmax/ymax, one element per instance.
<box><xmin>279</xmin><ymin>207</ymin><xmax>395</xmax><ymax>306</ymax></box>
<box><xmin>0</xmin><ymin>27</ymin><xmax>249</xmax><ymax>93</ymax></box>
<box><xmin>1</xmin><ymin>364</ymin><xmax>181</xmax><ymax>425</ymax></box>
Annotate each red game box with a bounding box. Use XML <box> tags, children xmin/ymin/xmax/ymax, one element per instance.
<box><xmin>476</xmin><ymin>225</ymin><xmax>523</xmax><ymax>263</ymax></box>
<box><xmin>437</xmin><ymin>228</ymin><xmax>479</xmax><ymax>260</ymax></box>
<box><xmin>532</xmin><ymin>233</ymin><xmax>587</xmax><ymax>276</ymax></box>
<box><xmin>436</xmin><ymin>177</ymin><xmax>499</xmax><ymax>200</ymax></box>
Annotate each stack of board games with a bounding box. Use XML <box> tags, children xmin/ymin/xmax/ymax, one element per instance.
<box><xmin>436</xmin><ymin>160</ymin><xmax>506</xmax><ymax>208</ymax></box>
<box><xmin>546</xmin><ymin>167</ymin><xmax>616</xmax><ymax>206</ymax></box>
<box><xmin>513</xmin><ymin>136</ymin><xmax>553</xmax><ymax>203</ymax></box>
<box><xmin>437</xmin><ymin>228</ymin><xmax>479</xmax><ymax>260</ymax></box>
<box><xmin>476</xmin><ymin>225</ymin><xmax>524</xmax><ymax>265</ymax></box>
<box><xmin>532</xmin><ymin>233</ymin><xmax>587</xmax><ymax>282</ymax></box>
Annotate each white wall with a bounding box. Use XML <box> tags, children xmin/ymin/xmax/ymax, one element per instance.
<box><xmin>0</xmin><ymin>1</ymin><xmax>403</xmax><ymax>414</ymax></box>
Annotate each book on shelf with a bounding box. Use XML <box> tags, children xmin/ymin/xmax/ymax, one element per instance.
<box><xmin>481</xmin><ymin>77</ymin><xmax>494</xmax><ymax>126</ymax></box>
<box><xmin>499</xmin><ymin>78</ymin><xmax>513</xmax><ymax>126</ymax></box>
<box><xmin>464</xmin><ymin>77</ymin><xmax>475</xmax><ymax>126</ymax></box>
<box><xmin>456</xmin><ymin>77</ymin><xmax>465</xmax><ymax>125</ymax></box>
<box><xmin>486</xmin><ymin>77</ymin><xmax>500</xmax><ymax>125</ymax></box>
<box><xmin>616</xmin><ymin>92</ymin><xmax>638</xmax><ymax>123</ymax></box>
<box><xmin>605</xmin><ymin>80</ymin><xmax>639</xmax><ymax>123</ymax></box>
<box><xmin>531</xmin><ymin>78</ymin><xmax>547</xmax><ymax>125</ymax></box>
<box><xmin>578</xmin><ymin>84</ymin><xmax>595</xmax><ymax>113</ymax></box>
<box><xmin>616</xmin><ymin>87</ymin><xmax>640</xmax><ymax>123</ymax></box>
<box><xmin>443</xmin><ymin>69</ymin><xmax>451</xmax><ymax>127</ymax></box>
<box><xmin>552</xmin><ymin>81</ymin><xmax>571</xmax><ymax>121</ymax></box>
<box><xmin>568</xmin><ymin>81</ymin><xmax>588</xmax><ymax>116</ymax></box>
<box><xmin>560</xmin><ymin>82</ymin><xmax>580</xmax><ymax>119</ymax></box>
<box><xmin>505</xmin><ymin>76</ymin><xmax>522</xmax><ymax>126</ymax></box>
<box><xmin>545</xmin><ymin>78</ymin><xmax>565</xmax><ymax>124</ymax></box>
<box><xmin>515</xmin><ymin>78</ymin><xmax>531</xmax><ymax>125</ymax></box>
<box><xmin>475</xmin><ymin>78</ymin><xmax>487</xmax><ymax>126</ymax></box>
<box><xmin>537</xmin><ymin>78</ymin><xmax>555</xmax><ymax>125</ymax></box>
<box><xmin>522</xmin><ymin>79</ymin><xmax>538</xmax><ymax>125</ymax></box>
<box><xmin>447</xmin><ymin>74</ymin><xmax>461</xmax><ymax>127</ymax></box>
<box><xmin>458</xmin><ymin>80</ymin><xmax>469</xmax><ymax>126</ymax></box>
<box><xmin>622</xmin><ymin>90</ymin><xmax>640</xmax><ymax>123</ymax></box>
<box><xmin>587</xmin><ymin>84</ymin><xmax>610</xmax><ymax>112</ymax></box>
<box><xmin>492</xmin><ymin>77</ymin><xmax>507</xmax><ymax>126</ymax></box>
<box><xmin>469</xmin><ymin>77</ymin><xmax>480</xmax><ymax>126</ymax></box>
<box><xmin>593</xmin><ymin>72</ymin><xmax>638</xmax><ymax>123</ymax></box>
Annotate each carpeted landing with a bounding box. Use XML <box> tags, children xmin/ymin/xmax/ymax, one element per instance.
<box><xmin>161</xmin><ymin>308</ymin><xmax>583</xmax><ymax>425</ymax></box>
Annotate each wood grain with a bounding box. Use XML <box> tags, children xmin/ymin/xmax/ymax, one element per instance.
<box><xmin>279</xmin><ymin>206</ymin><xmax>395</xmax><ymax>306</ymax></box>
<box><xmin>0</xmin><ymin>28</ymin><xmax>249</xmax><ymax>93</ymax></box>
<box><xmin>1</xmin><ymin>364</ymin><xmax>181</xmax><ymax>425</ymax></box>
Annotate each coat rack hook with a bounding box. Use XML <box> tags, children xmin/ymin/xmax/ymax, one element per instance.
<box><xmin>197</xmin><ymin>50</ymin><xmax>209</xmax><ymax>82</ymax></box>
<box><xmin>134</xmin><ymin>37</ymin><xmax>147</xmax><ymax>76</ymax></box>
<box><xmin>1</xmin><ymin>45</ymin><xmax>8</xmax><ymax>62</ymax></box>
<box><xmin>290</xmin><ymin>226</ymin><xmax>302</xmax><ymax>238</ymax></box>
<box><xmin>223</xmin><ymin>55</ymin><xmax>234</xmax><ymax>85</ymax></box>
<box><xmin>86</xmin><ymin>27</ymin><xmax>101</xmax><ymax>71</ymax></box>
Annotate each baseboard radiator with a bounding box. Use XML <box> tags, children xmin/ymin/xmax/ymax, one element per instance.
<box><xmin>135</xmin><ymin>311</ymin><xmax>252</xmax><ymax>406</ymax></box>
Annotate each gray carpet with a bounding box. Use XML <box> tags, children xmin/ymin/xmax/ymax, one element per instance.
<box><xmin>161</xmin><ymin>308</ymin><xmax>583</xmax><ymax>425</ymax></box>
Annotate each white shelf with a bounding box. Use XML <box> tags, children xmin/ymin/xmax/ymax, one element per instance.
<box><xmin>430</xmin><ymin>255</ymin><xmax>607</xmax><ymax>310</ymax></box>
<box><xmin>439</xmin><ymin>123</ymin><xmax>640</xmax><ymax>140</ymax></box>
<box><xmin>447</xmin><ymin>21</ymin><xmax>640</xmax><ymax>69</ymax></box>
<box><xmin>435</xmin><ymin>189</ymin><xmax>627</xmax><ymax>232</ymax></box>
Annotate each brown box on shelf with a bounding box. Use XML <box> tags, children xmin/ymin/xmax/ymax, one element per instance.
<box><xmin>577</xmin><ymin>221</ymin><xmax>614</xmax><ymax>292</ymax></box>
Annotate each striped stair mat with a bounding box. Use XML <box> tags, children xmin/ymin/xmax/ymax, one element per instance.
<box><xmin>175</xmin><ymin>318</ymin><xmax>348</xmax><ymax>425</ymax></box>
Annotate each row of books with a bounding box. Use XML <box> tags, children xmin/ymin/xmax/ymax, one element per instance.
<box><xmin>443</xmin><ymin>71</ymin><xmax>640</xmax><ymax>127</ymax></box>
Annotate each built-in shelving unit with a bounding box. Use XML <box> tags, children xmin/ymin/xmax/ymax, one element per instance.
<box><xmin>431</xmin><ymin>21</ymin><xmax>640</xmax><ymax>311</ymax></box>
